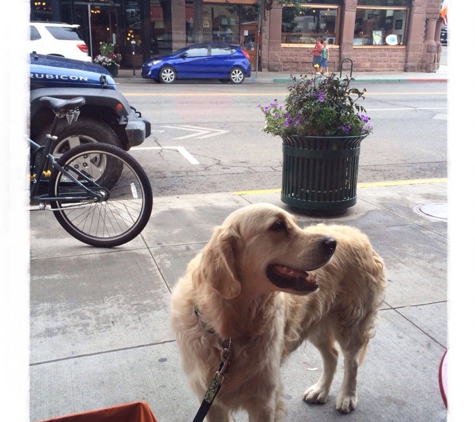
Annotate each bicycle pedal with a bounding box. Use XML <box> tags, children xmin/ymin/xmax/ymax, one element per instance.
<box><xmin>42</xmin><ymin>170</ymin><xmax>51</xmax><ymax>177</ymax></box>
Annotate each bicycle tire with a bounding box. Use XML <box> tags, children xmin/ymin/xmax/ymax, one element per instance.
<box><xmin>48</xmin><ymin>143</ymin><xmax>153</xmax><ymax>247</ymax></box>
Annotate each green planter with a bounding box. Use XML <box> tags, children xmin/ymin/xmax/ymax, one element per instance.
<box><xmin>280</xmin><ymin>134</ymin><xmax>368</xmax><ymax>215</ymax></box>
<box><xmin>101</xmin><ymin>63</ymin><xmax>119</xmax><ymax>77</ymax></box>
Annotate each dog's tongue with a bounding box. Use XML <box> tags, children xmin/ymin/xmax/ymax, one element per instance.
<box><xmin>274</xmin><ymin>265</ymin><xmax>309</xmax><ymax>280</ymax></box>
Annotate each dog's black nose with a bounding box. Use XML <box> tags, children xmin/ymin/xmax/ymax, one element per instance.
<box><xmin>323</xmin><ymin>236</ymin><xmax>337</xmax><ymax>253</ymax></box>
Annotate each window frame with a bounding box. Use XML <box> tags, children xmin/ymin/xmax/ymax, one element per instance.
<box><xmin>353</xmin><ymin>5</ymin><xmax>409</xmax><ymax>47</ymax></box>
<box><xmin>281</xmin><ymin>4</ymin><xmax>341</xmax><ymax>47</ymax></box>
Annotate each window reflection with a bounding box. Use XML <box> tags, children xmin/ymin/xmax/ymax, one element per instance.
<box><xmin>281</xmin><ymin>6</ymin><xmax>339</xmax><ymax>45</ymax></box>
<box><xmin>353</xmin><ymin>8</ymin><xmax>407</xmax><ymax>45</ymax></box>
<box><xmin>354</xmin><ymin>0</ymin><xmax>409</xmax><ymax>46</ymax></box>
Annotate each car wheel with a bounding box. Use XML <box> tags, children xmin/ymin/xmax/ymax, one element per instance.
<box><xmin>229</xmin><ymin>67</ymin><xmax>245</xmax><ymax>84</ymax></box>
<box><xmin>159</xmin><ymin>66</ymin><xmax>177</xmax><ymax>83</ymax></box>
<box><xmin>35</xmin><ymin>117</ymin><xmax>122</xmax><ymax>159</ymax></box>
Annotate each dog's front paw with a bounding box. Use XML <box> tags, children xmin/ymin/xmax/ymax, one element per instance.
<box><xmin>336</xmin><ymin>392</ymin><xmax>357</xmax><ymax>414</ymax></box>
<box><xmin>302</xmin><ymin>383</ymin><xmax>330</xmax><ymax>404</ymax></box>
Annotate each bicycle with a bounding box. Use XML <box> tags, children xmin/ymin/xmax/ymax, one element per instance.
<box><xmin>30</xmin><ymin>96</ymin><xmax>153</xmax><ymax>247</ymax></box>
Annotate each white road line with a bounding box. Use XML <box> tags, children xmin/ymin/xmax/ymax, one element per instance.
<box><xmin>160</xmin><ymin>125</ymin><xmax>229</xmax><ymax>139</ymax></box>
<box><xmin>167</xmin><ymin>146</ymin><xmax>200</xmax><ymax>164</ymax></box>
<box><xmin>366</xmin><ymin>107</ymin><xmax>448</xmax><ymax>111</ymax></box>
<box><xmin>131</xmin><ymin>146</ymin><xmax>200</xmax><ymax>165</ymax></box>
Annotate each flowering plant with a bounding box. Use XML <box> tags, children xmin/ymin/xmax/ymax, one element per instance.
<box><xmin>259</xmin><ymin>73</ymin><xmax>372</xmax><ymax>137</ymax></box>
<box><xmin>93</xmin><ymin>42</ymin><xmax>122</xmax><ymax>66</ymax></box>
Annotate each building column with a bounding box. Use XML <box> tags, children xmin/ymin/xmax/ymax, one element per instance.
<box><xmin>142</xmin><ymin>0</ymin><xmax>152</xmax><ymax>62</ymax></box>
<box><xmin>423</xmin><ymin>17</ymin><xmax>439</xmax><ymax>72</ymax></box>
<box><xmin>405</xmin><ymin>0</ymin><xmax>441</xmax><ymax>72</ymax></box>
<box><xmin>171</xmin><ymin>0</ymin><xmax>186</xmax><ymax>49</ymax></box>
<box><xmin>340</xmin><ymin>0</ymin><xmax>357</xmax><ymax>67</ymax></box>
<box><xmin>265</xmin><ymin>2</ymin><xmax>283</xmax><ymax>71</ymax></box>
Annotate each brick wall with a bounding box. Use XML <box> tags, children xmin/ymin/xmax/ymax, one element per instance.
<box><xmin>263</xmin><ymin>0</ymin><xmax>442</xmax><ymax>74</ymax></box>
<box><xmin>279</xmin><ymin>46</ymin><xmax>407</xmax><ymax>73</ymax></box>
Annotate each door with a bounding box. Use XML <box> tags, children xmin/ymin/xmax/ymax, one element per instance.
<box><xmin>174</xmin><ymin>45</ymin><xmax>211</xmax><ymax>79</ymax></box>
<box><xmin>77</xmin><ymin>6</ymin><xmax>120</xmax><ymax>59</ymax></box>
<box><xmin>240</xmin><ymin>25</ymin><xmax>258</xmax><ymax>71</ymax></box>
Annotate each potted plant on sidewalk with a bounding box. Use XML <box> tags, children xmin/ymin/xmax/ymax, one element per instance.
<box><xmin>259</xmin><ymin>73</ymin><xmax>373</xmax><ymax>214</ymax></box>
<box><xmin>93</xmin><ymin>42</ymin><xmax>122</xmax><ymax>77</ymax></box>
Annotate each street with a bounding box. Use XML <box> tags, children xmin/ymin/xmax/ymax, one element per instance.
<box><xmin>118</xmin><ymin>80</ymin><xmax>447</xmax><ymax>196</ymax></box>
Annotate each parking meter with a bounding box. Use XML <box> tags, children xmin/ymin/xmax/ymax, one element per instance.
<box><xmin>131</xmin><ymin>40</ymin><xmax>136</xmax><ymax>77</ymax></box>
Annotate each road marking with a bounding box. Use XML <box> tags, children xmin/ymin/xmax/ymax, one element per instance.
<box><xmin>233</xmin><ymin>178</ymin><xmax>447</xmax><ymax>195</ymax></box>
<box><xmin>123</xmin><ymin>91</ymin><xmax>446</xmax><ymax>97</ymax></box>
<box><xmin>160</xmin><ymin>125</ymin><xmax>229</xmax><ymax>139</ymax></box>
<box><xmin>131</xmin><ymin>146</ymin><xmax>199</xmax><ymax>164</ymax></box>
<box><xmin>366</xmin><ymin>107</ymin><xmax>447</xmax><ymax>111</ymax></box>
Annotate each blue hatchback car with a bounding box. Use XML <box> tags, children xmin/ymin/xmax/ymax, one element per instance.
<box><xmin>141</xmin><ymin>42</ymin><xmax>251</xmax><ymax>84</ymax></box>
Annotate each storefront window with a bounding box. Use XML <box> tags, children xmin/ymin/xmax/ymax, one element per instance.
<box><xmin>354</xmin><ymin>0</ymin><xmax>409</xmax><ymax>46</ymax></box>
<box><xmin>281</xmin><ymin>3</ymin><xmax>340</xmax><ymax>45</ymax></box>
<box><xmin>184</xmin><ymin>3</ymin><xmax>258</xmax><ymax>47</ymax></box>
<box><xmin>150</xmin><ymin>0</ymin><xmax>171</xmax><ymax>55</ymax></box>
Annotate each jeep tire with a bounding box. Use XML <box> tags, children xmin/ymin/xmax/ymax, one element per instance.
<box><xmin>36</xmin><ymin>117</ymin><xmax>122</xmax><ymax>157</ymax></box>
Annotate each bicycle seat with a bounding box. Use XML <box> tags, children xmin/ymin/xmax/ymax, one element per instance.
<box><xmin>39</xmin><ymin>96</ymin><xmax>86</xmax><ymax>114</ymax></box>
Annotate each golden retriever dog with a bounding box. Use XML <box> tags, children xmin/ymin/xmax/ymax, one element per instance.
<box><xmin>171</xmin><ymin>203</ymin><xmax>386</xmax><ymax>422</ymax></box>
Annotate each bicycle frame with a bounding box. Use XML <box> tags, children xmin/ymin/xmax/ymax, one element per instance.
<box><xmin>29</xmin><ymin>115</ymin><xmax>104</xmax><ymax>206</ymax></box>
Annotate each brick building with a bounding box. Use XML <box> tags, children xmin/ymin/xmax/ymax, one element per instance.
<box><xmin>30</xmin><ymin>0</ymin><xmax>445</xmax><ymax>73</ymax></box>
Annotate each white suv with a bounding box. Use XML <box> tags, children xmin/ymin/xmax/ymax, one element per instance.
<box><xmin>30</xmin><ymin>22</ymin><xmax>91</xmax><ymax>62</ymax></box>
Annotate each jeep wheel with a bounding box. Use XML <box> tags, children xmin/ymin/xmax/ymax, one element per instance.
<box><xmin>36</xmin><ymin>117</ymin><xmax>122</xmax><ymax>157</ymax></box>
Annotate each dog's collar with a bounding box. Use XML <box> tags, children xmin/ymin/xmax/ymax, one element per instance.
<box><xmin>194</xmin><ymin>303</ymin><xmax>216</xmax><ymax>335</ymax></box>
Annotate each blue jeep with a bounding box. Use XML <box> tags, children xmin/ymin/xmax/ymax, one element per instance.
<box><xmin>30</xmin><ymin>53</ymin><xmax>151</xmax><ymax>155</ymax></box>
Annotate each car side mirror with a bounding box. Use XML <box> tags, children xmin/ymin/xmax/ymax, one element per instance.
<box><xmin>179</xmin><ymin>52</ymin><xmax>188</xmax><ymax>58</ymax></box>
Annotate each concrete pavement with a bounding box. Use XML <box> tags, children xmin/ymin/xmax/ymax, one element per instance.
<box><xmin>30</xmin><ymin>177</ymin><xmax>448</xmax><ymax>422</ymax></box>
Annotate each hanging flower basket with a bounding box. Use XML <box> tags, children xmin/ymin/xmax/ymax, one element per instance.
<box><xmin>100</xmin><ymin>63</ymin><xmax>119</xmax><ymax>77</ymax></box>
<box><xmin>94</xmin><ymin>42</ymin><xmax>122</xmax><ymax>77</ymax></box>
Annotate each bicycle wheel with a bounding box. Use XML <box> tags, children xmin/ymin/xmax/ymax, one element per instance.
<box><xmin>49</xmin><ymin>143</ymin><xmax>153</xmax><ymax>247</ymax></box>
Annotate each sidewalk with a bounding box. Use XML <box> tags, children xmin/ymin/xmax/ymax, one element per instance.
<box><xmin>115</xmin><ymin>65</ymin><xmax>448</xmax><ymax>84</ymax></box>
<box><xmin>29</xmin><ymin>179</ymin><xmax>447</xmax><ymax>422</ymax></box>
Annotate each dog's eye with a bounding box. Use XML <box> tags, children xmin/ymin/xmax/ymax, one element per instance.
<box><xmin>270</xmin><ymin>220</ymin><xmax>287</xmax><ymax>231</ymax></box>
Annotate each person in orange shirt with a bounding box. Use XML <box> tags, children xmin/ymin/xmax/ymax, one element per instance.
<box><xmin>310</xmin><ymin>37</ymin><xmax>323</xmax><ymax>74</ymax></box>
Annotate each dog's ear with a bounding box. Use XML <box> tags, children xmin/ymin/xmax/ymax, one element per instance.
<box><xmin>198</xmin><ymin>226</ymin><xmax>241</xmax><ymax>299</ymax></box>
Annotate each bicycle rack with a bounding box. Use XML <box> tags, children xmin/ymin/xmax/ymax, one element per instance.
<box><xmin>338</xmin><ymin>57</ymin><xmax>354</xmax><ymax>78</ymax></box>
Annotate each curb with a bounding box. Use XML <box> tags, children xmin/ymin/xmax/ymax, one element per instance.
<box><xmin>271</xmin><ymin>77</ymin><xmax>447</xmax><ymax>84</ymax></box>
<box><xmin>115</xmin><ymin>75</ymin><xmax>447</xmax><ymax>84</ymax></box>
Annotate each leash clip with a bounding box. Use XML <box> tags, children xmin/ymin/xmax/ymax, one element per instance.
<box><xmin>215</xmin><ymin>339</ymin><xmax>232</xmax><ymax>383</ymax></box>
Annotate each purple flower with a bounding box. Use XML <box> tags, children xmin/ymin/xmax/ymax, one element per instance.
<box><xmin>344</xmin><ymin>125</ymin><xmax>351</xmax><ymax>132</ymax></box>
<box><xmin>359</xmin><ymin>114</ymin><xmax>370</xmax><ymax>123</ymax></box>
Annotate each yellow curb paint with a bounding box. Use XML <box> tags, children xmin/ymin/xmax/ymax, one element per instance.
<box><xmin>234</xmin><ymin>178</ymin><xmax>447</xmax><ymax>196</ymax></box>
